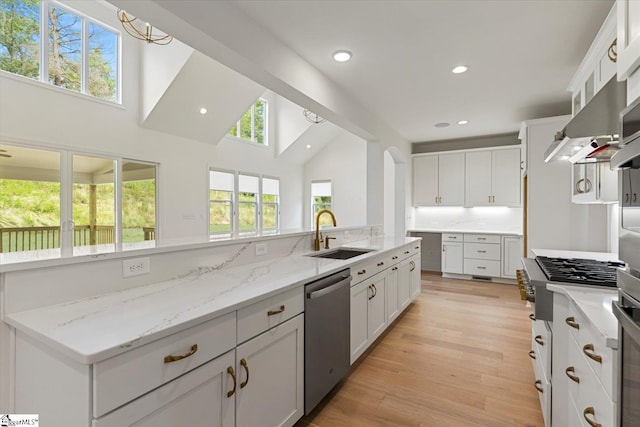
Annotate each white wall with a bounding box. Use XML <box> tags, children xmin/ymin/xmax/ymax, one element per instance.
<box><xmin>303</xmin><ymin>132</ymin><xmax>367</xmax><ymax>228</ymax></box>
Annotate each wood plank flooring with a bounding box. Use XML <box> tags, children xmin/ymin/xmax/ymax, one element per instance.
<box><xmin>296</xmin><ymin>272</ymin><xmax>544</xmax><ymax>427</ymax></box>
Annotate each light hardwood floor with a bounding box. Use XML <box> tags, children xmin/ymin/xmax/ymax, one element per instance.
<box><xmin>296</xmin><ymin>271</ymin><xmax>544</xmax><ymax>427</ymax></box>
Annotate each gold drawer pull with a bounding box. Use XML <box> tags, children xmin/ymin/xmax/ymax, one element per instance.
<box><xmin>477</xmin><ymin>266</ymin><xmax>486</xmax><ymax>270</ymax></box>
<box><xmin>529</xmin><ymin>313</ymin><xmax>535</xmax><ymax>321</ymax></box>
<box><xmin>368</xmin><ymin>285</ymin><xmax>375</xmax><ymax>300</ymax></box>
<box><xmin>227</xmin><ymin>366</ymin><xmax>237</xmax><ymax>397</ymax></box>
<box><xmin>534</xmin><ymin>380</ymin><xmax>543</xmax><ymax>393</ymax></box>
<box><xmin>392</xmin><ymin>256</ymin><xmax>398</xmax><ymax>260</ymax></box>
<box><xmin>528</xmin><ymin>350</ymin><xmax>536</xmax><ymax>360</ymax></box>
<box><xmin>240</xmin><ymin>358</ymin><xmax>250</xmax><ymax>388</ymax></box>
<box><xmin>164</xmin><ymin>344</ymin><xmax>198</xmax><ymax>363</ymax></box>
<box><xmin>267</xmin><ymin>305</ymin><xmax>285</xmax><ymax>316</ymax></box>
<box><xmin>377</xmin><ymin>262</ymin><xmax>384</xmax><ymax>267</ymax></box>
<box><xmin>477</xmin><ymin>250</ymin><xmax>486</xmax><ymax>253</ymax></box>
<box><xmin>565</xmin><ymin>316</ymin><xmax>580</xmax><ymax>329</ymax></box>
<box><xmin>415</xmin><ymin>246</ymin><xmax>419</xmax><ymax>250</ymax></box>
<box><xmin>565</xmin><ymin>366</ymin><xmax>580</xmax><ymax>383</ymax></box>
<box><xmin>477</xmin><ymin>237</ymin><xmax>487</xmax><ymax>241</ymax></box>
<box><xmin>357</xmin><ymin>269</ymin><xmax>366</xmax><ymax>275</ymax></box>
<box><xmin>583</xmin><ymin>407</ymin><xmax>602</xmax><ymax>427</ymax></box>
<box><xmin>583</xmin><ymin>344</ymin><xmax>602</xmax><ymax>363</ymax></box>
<box><xmin>392</xmin><ymin>266</ymin><xmax>398</xmax><ymax>271</ymax></box>
<box><xmin>534</xmin><ymin>335</ymin><xmax>544</xmax><ymax>346</ymax></box>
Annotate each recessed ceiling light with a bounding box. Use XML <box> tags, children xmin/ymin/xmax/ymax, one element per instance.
<box><xmin>333</xmin><ymin>50</ymin><xmax>352</xmax><ymax>62</ymax></box>
<box><xmin>199</xmin><ymin>107</ymin><xmax>207</xmax><ymax>115</ymax></box>
<box><xmin>434</xmin><ymin>122</ymin><xmax>450</xmax><ymax>128</ymax></box>
<box><xmin>572</xmin><ymin>145</ymin><xmax>582</xmax><ymax>152</ymax></box>
<box><xmin>306</xmin><ymin>144</ymin><xmax>312</xmax><ymax>149</ymax></box>
<box><xmin>452</xmin><ymin>65</ymin><xmax>468</xmax><ymax>74</ymax></box>
<box><xmin>457</xmin><ymin>120</ymin><xmax>469</xmax><ymax>125</ymax></box>
<box><xmin>560</xmin><ymin>155</ymin><xmax>570</xmax><ymax>161</ymax></box>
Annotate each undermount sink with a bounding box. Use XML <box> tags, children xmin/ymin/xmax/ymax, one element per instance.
<box><xmin>308</xmin><ymin>248</ymin><xmax>374</xmax><ymax>260</ymax></box>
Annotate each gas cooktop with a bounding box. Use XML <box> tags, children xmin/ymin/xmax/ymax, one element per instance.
<box><xmin>535</xmin><ymin>256</ymin><xmax>624</xmax><ymax>288</ymax></box>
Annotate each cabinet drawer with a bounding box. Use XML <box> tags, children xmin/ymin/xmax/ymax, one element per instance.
<box><xmin>463</xmin><ymin>234</ymin><xmax>501</xmax><ymax>244</ymax></box>
<box><xmin>463</xmin><ymin>259</ymin><xmax>501</xmax><ymax>277</ymax></box>
<box><xmin>93</xmin><ymin>311</ymin><xmax>236</xmax><ymax>418</ymax></box>
<box><xmin>237</xmin><ymin>286</ymin><xmax>304</xmax><ymax>344</ymax></box>
<box><xmin>442</xmin><ymin>233</ymin><xmax>463</xmax><ymax>242</ymax></box>
<box><xmin>463</xmin><ymin>242</ymin><xmax>500</xmax><ymax>260</ymax></box>
<box><xmin>576</xmin><ymin>318</ymin><xmax>616</xmax><ymax>401</ymax></box>
<box><xmin>532</xmin><ymin>351</ymin><xmax>551</xmax><ymax>426</ymax></box>
<box><xmin>352</xmin><ymin>257</ymin><xmax>384</xmax><ymax>285</ymax></box>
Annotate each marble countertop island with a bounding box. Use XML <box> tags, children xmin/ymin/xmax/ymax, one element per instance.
<box><xmin>4</xmin><ymin>235</ymin><xmax>419</xmax><ymax>364</ymax></box>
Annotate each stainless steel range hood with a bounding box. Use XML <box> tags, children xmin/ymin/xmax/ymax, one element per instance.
<box><xmin>544</xmin><ymin>77</ymin><xmax>627</xmax><ymax>163</ymax></box>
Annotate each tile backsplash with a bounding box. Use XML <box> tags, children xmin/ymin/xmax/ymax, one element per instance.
<box><xmin>413</xmin><ymin>206</ymin><xmax>523</xmax><ymax>233</ymax></box>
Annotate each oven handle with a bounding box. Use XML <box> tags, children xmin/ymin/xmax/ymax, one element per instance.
<box><xmin>612</xmin><ymin>301</ymin><xmax>640</xmax><ymax>346</ymax></box>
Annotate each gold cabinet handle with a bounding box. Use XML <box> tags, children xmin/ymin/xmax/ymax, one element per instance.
<box><xmin>164</xmin><ymin>344</ymin><xmax>198</xmax><ymax>364</ymax></box>
<box><xmin>377</xmin><ymin>261</ymin><xmax>384</xmax><ymax>267</ymax></box>
<box><xmin>565</xmin><ymin>316</ymin><xmax>580</xmax><ymax>329</ymax></box>
<box><xmin>477</xmin><ymin>250</ymin><xmax>487</xmax><ymax>253</ymax></box>
<box><xmin>240</xmin><ymin>358</ymin><xmax>249</xmax><ymax>389</ymax></box>
<box><xmin>415</xmin><ymin>246</ymin><xmax>420</xmax><ymax>250</ymax></box>
<box><xmin>583</xmin><ymin>407</ymin><xmax>602</xmax><ymax>427</ymax></box>
<box><xmin>435</xmin><ymin>196</ymin><xmax>438</xmax><ymax>204</ymax></box>
<box><xmin>534</xmin><ymin>380</ymin><xmax>544</xmax><ymax>393</ymax></box>
<box><xmin>534</xmin><ymin>335</ymin><xmax>544</xmax><ymax>346</ymax></box>
<box><xmin>565</xmin><ymin>366</ymin><xmax>580</xmax><ymax>383</ymax></box>
<box><xmin>372</xmin><ymin>283</ymin><xmax>377</xmax><ymax>298</ymax></box>
<box><xmin>267</xmin><ymin>305</ymin><xmax>285</xmax><ymax>316</ymax></box>
<box><xmin>529</xmin><ymin>313</ymin><xmax>535</xmax><ymax>321</ymax></box>
<box><xmin>442</xmin><ymin>246</ymin><xmax>446</xmax><ymax>253</ymax></box>
<box><xmin>227</xmin><ymin>366</ymin><xmax>237</xmax><ymax>397</ymax></box>
<box><xmin>583</xmin><ymin>344</ymin><xmax>602</xmax><ymax>363</ymax></box>
<box><xmin>368</xmin><ymin>285</ymin><xmax>374</xmax><ymax>300</ymax></box>
<box><xmin>358</xmin><ymin>269</ymin><xmax>366</xmax><ymax>275</ymax></box>
<box><xmin>492</xmin><ymin>195</ymin><xmax>495</xmax><ymax>203</ymax></box>
<box><xmin>634</xmin><ymin>193</ymin><xmax>637</xmax><ymax>203</ymax></box>
<box><xmin>477</xmin><ymin>237</ymin><xmax>486</xmax><ymax>241</ymax></box>
<box><xmin>608</xmin><ymin>38</ymin><xmax>617</xmax><ymax>63</ymax></box>
<box><xmin>392</xmin><ymin>256</ymin><xmax>398</xmax><ymax>260</ymax></box>
<box><xmin>438</xmin><ymin>196</ymin><xmax>442</xmax><ymax>204</ymax></box>
<box><xmin>528</xmin><ymin>350</ymin><xmax>536</xmax><ymax>360</ymax></box>
<box><xmin>576</xmin><ymin>178</ymin><xmax>585</xmax><ymax>194</ymax></box>
<box><xmin>625</xmin><ymin>193</ymin><xmax>630</xmax><ymax>203</ymax></box>
<box><xmin>584</xmin><ymin>178</ymin><xmax>592</xmax><ymax>193</ymax></box>
<box><xmin>392</xmin><ymin>266</ymin><xmax>398</xmax><ymax>271</ymax></box>
<box><xmin>488</xmin><ymin>195</ymin><xmax>491</xmax><ymax>203</ymax></box>
<box><xmin>477</xmin><ymin>266</ymin><xmax>487</xmax><ymax>270</ymax></box>
<box><xmin>410</xmin><ymin>261</ymin><xmax>416</xmax><ymax>272</ymax></box>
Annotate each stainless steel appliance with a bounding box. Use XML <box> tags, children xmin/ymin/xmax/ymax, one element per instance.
<box><xmin>520</xmin><ymin>256</ymin><xmax>621</xmax><ymax>321</ymax></box>
<box><xmin>304</xmin><ymin>268</ymin><xmax>351</xmax><ymax>415</ymax></box>
<box><xmin>611</xmin><ymin>96</ymin><xmax>640</xmax><ymax>427</ymax></box>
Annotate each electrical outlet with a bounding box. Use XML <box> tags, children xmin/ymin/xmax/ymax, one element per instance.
<box><xmin>123</xmin><ymin>257</ymin><xmax>150</xmax><ymax>278</ymax></box>
<box><xmin>255</xmin><ymin>243</ymin><xmax>268</xmax><ymax>256</ymax></box>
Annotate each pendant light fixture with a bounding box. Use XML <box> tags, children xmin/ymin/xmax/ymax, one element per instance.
<box><xmin>117</xmin><ymin>9</ymin><xmax>173</xmax><ymax>45</ymax></box>
<box><xmin>303</xmin><ymin>108</ymin><xmax>326</xmax><ymax>124</ymax></box>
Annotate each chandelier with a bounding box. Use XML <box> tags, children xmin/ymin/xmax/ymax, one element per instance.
<box><xmin>117</xmin><ymin>9</ymin><xmax>173</xmax><ymax>45</ymax></box>
<box><xmin>303</xmin><ymin>108</ymin><xmax>326</xmax><ymax>124</ymax></box>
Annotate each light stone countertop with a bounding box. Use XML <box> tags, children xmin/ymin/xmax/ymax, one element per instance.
<box><xmin>408</xmin><ymin>228</ymin><xmax>523</xmax><ymax>236</ymax></box>
<box><xmin>547</xmin><ymin>284</ymin><xmax>619</xmax><ymax>349</ymax></box>
<box><xmin>4</xmin><ymin>235</ymin><xmax>420</xmax><ymax>364</ymax></box>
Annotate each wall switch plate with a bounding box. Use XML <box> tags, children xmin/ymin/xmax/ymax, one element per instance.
<box><xmin>255</xmin><ymin>243</ymin><xmax>268</xmax><ymax>256</ymax></box>
<box><xmin>123</xmin><ymin>257</ymin><xmax>150</xmax><ymax>278</ymax></box>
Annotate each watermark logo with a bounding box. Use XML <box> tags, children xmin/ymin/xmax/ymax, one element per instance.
<box><xmin>0</xmin><ymin>414</ymin><xmax>39</xmax><ymax>426</ymax></box>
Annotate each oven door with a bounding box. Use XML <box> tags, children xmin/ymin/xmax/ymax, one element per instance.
<box><xmin>613</xmin><ymin>291</ymin><xmax>640</xmax><ymax>426</ymax></box>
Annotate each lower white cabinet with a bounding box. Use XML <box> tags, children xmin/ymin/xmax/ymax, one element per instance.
<box><xmin>386</xmin><ymin>265</ymin><xmax>400</xmax><ymax>323</ymax></box>
<box><xmin>398</xmin><ymin>258</ymin><xmax>412</xmax><ymax>310</ymax></box>
<box><xmin>94</xmin><ymin>350</ymin><xmax>236</xmax><ymax>427</ymax></box>
<box><xmin>442</xmin><ymin>233</ymin><xmax>521</xmax><ymax>280</ymax></box>
<box><xmin>409</xmin><ymin>254</ymin><xmax>421</xmax><ymax>299</ymax></box>
<box><xmin>235</xmin><ymin>314</ymin><xmax>304</xmax><ymax>427</ymax></box>
<box><xmin>501</xmin><ymin>236</ymin><xmax>523</xmax><ymax>278</ymax></box>
<box><xmin>350</xmin><ymin>271</ymin><xmax>387</xmax><ymax>363</ymax></box>
<box><xmin>442</xmin><ymin>242</ymin><xmax>463</xmax><ymax>274</ymax></box>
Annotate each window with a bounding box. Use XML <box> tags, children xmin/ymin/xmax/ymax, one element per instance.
<box><xmin>209</xmin><ymin>169</ymin><xmax>279</xmax><ymax>237</ymax></box>
<box><xmin>261</xmin><ymin>177</ymin><xmax>279</xmax><ymax>231</ymax></box>
<box><xmin>0</xmin><ymin>0</ymin><xmax>120</xmax><ymax>102</ymax></box>
<box><xmin>209</xmin><ymin>170</ymin><xmax>234</xmax><ymax>234</ymax></box>
<box><xmin>311</xmin><ymin>180</ymin><xmax>332</xmax><ymax>226</ymax></box>
<box><xmin>0</xmin><ymin>143</ymin><xmax>157</xmax><ymax>255</ymax></box>
<box><xmin>227</xmin><ymin>98</ymin><xmax>267</xmax><ymax>145</ymax></box>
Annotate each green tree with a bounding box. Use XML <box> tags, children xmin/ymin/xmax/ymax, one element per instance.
<box><xmin>0</xmin><ymin>0</ymin><xmax>40</xmax><ymax>78</ymax></box>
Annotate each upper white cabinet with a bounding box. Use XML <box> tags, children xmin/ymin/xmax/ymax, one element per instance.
<box><xmin>465</xmin><ymin>148</ymin><xmax>521</xmax><ymax>207</ymax></box>
<box><xmin>617</xmin><ymin>0</ymin><xmax>640</xmax><ymax>104</ymax></box>
<box><xmin>413</xmin><ymin>153</ymin><xmax>465</xmax><ymax>206</ymax></box>
<box><xmin>570</xmin><ymin>5</ymin><xmax>617</xmax><ymax>115</ymax></box>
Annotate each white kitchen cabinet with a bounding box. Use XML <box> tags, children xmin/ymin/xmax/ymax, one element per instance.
<box><xmin>413</xmin><ymin>153</ymin><xmax>465</xmax><ymax>206</ymax></box>
<box><xmin>235</xmin><ymin>314</ymin><xmax>304</xmax><ymax>427</ymax></box>
<box><xmin>397</xmin><ymin>258</ymin><xmax>412</xmax><ymax>311</ymax></box>
<box><xmin>386</xmin><ymin>265</ymin><xmax>400</xmax><ymax>323</ymax></box>
<box><xmin>350</xmin><ymin>271</ymin><xmax>387</xmax><ymax>363</ymax></box>
<box><xmin>501</xmin><ymin>236</ymin><xmax>523</xmax><ymax>279</ymax></box>
<box><xmin>617</xmin><ymin>0</ymin><xmax>640</xmax><ymax>85</ymax></box>
<box><xmin>622</xmin><ymin>168</ymin><xmax>640</xmax><ymax>206</ymax></box>
<box><xmin>571</xmin><ymin>162</ymin><xmax>618</xmax><ymax>204</ymax></box>
<box><xmin>441</xmin><ymin>241</ymin><xmax>463</xmax><ymax>275</ymax></box>
<box><xmin>462</xmin><ymin>234</ymin><xmax>501</xmax><ymax>277</ymax></box>
<box><xmin>94</xmin><ymin>350</ymin><xmax>236</xmax><ymax>427</ymax></box>
<box><xmin>409</xmin><ymin>253</ymin><xmax>421</xmax><ymax>300</ymax></box>
<box><xmin>465</xmin><ymin>148</ymin><xmax>521</xmax><ymax>207</ymax></box>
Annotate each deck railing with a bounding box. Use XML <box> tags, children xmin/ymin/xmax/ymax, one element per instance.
<box><xmin>0</xmin><ymin>226</ymin><xmax>156</xmax><ymax>253</ymax></box>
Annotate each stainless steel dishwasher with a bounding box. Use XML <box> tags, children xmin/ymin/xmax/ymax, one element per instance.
<box><xmin>304</xmin><ymin>268</ymin><xmax>351</xmax><ymax>414</ymax></box>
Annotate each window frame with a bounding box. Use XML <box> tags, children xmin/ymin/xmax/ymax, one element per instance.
<box><xmin>261</xmin><ymin>176</ymin><xmax>280</xmax><ymax>232</ymax></box>
<box><xmin>0</xmin><ymin>0</ymin><xmax>122</xmax><ymax>103</ymax></box>
<box><xmin>237</xmin><ymin>172</ymin><xmax>260</xmax><ymax>235</ymax></box>
<box><xmin>311</xmin><ymin>180</ymin><xmax>333</xmax><ymax>226</ymax></box>
<box><xmin>208</xmin><ymin>168</ymin><xmax>235</xmax><ymax>236</ymax></box>
<box><xmin>227</xmin><ymin>97</ymin><xmax>268</xmax><ymax>146</ymax></box>
<box><xmin>0</xmin><ymin>141</ymin><xmax>158</xmax><ymax>257</ymax></box>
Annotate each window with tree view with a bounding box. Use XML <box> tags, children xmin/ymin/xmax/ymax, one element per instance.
<box><xmin>311</xmin><ymin>181</ymin><xmax>333</xmax><ymax>226</ymax></box>
<box><xmin>228</xmin><ymin>98</ymin><xmax>267</xmax><ymax>145</ymax></box>
<box><xmin>1</xmin><ymin>0</ymin><xmax>119</xmax><ymax>102</ymax></box>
